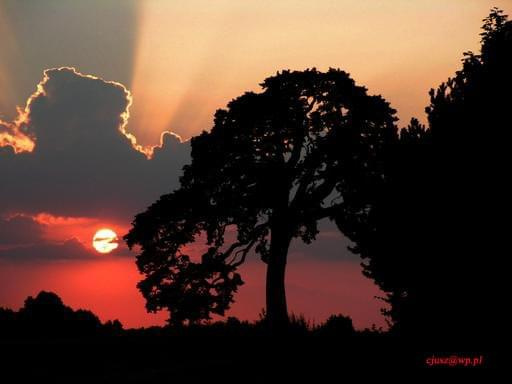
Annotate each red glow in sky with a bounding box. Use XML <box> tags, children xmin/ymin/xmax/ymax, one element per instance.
<box><xmin>0</xmin><ymin>258</ymin><xmax>385</xmax><ymax>329</ymax></box>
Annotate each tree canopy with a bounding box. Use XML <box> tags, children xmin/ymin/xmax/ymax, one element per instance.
<box><xmin>125</xmin><ymin>68</ymin><xmax>398</xmax><ymax>327</ymax></box>
<box><xmin>356</xmin><ymin>8</ymin><xmax>509</xmax><ymax>341</ymax></box>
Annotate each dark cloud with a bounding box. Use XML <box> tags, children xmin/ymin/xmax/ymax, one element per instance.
<box><xmin>0</xmin><ymin>67</ymin><xmax>190</xmax><ymax>220</ymax></box>
<box><xmin>0</xmin><ymin>215</ymin><xmax>45</xmax><ymax>246</ymax></box>
<box><xmin>0</xmin><ymin>214</ymin><xmax>118</xmax><ymax>262</ymax></box>
<box><xmin>0</xmin><ymin>238</ymin><xmax>94</xmax><ymax>261</ymax></box>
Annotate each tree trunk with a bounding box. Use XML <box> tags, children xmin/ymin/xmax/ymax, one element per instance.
<box><xmin>265</xmin><ymin>222</ymin><xmax>292</xmax><ymax>331</ymax></box>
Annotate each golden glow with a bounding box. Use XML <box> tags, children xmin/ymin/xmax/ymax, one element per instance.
<box><xmin>128</xmin><ymin>0</ymin><xmax>512</xmax><ymax>146</ymax></box>
<box><xmin>92</xmin><ymin>228</ymin><xmax>119</xmax><ymax>254</ymax></box>
<box><xmin>129</xmin><ymin>1</ymin><xmax>251</xmax><ymax>145</ymax></box>
<box><xmin>2</xmin><ymin>1</ymin><xmax>512</xmax><ymax>150</ymax></box>
<box><xmin>0</xmin><ymin>120</ymin><xmax>35</xmax><ymax>153</ymax></box>
<box><xmin>0</xmin><ymin>4</ymin><xmax>22</xmax><ymax>117</ymax></box>
<box><xmin>0</xmin><ymin>67</ymin><xmax>44</xmax><ymax>153</ymax></box>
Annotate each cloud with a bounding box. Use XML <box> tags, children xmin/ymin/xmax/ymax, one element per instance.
<box><xmin>0</xmin><ymin>0</ymin><xmax>139</xmax><ymax>121</ymax></box>
<box><xmin>0</xmin><ymin>213</ymin><xmax>108</xmax><ymax>261</ymax></box>
<box><xmin>0</xmin><ymin>238</ymin><xmax>94</xmax><ymax>261</ymax></box>
<box><xmin>0</xmin><ymin>215</ymin><xmax>45</xmax><ymax>246</ymax></box>
<box><xmin>0</xmin><ymin>67</ymin><xmax>190</xmax><ymax>220</ymax></box>
<box><xmin>0</xmin><ymin>76</ymin><xmax>38</xmax><ymax>153</ymax></box>
<box><xmin>0</xmin><ymin>212</ymin><xmax>134</xmax><ymax>261</ymax></box>
<box><xmin>0</xmin><ymin>120</ymin><xmax>35</xmax><ymax>153</ymax></box>
<box><xmin>0</xmin><ymin>213</ymin><xmax>99</xmax><ymax>261</ymax></box>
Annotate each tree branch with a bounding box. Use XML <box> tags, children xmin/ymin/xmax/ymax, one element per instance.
<box><xmin>286</xmin><ymin>96</ymin><xmax>318</xmax><ymax>169</ymax></box>
<box><xmin>308</xmin><ymin>174</ymin><xmax>340</xmax><ymax>206</ymax></box>
<box><xmin>222</xmin><ymin>221</ymin><xmax>269</xmax><ymax>265</ymax></box>
<box><xmin>220</xmin><ymin>241</ymin><xmax>244</xmax><ymax>261</ymax></box>
<box><xmin>231</xmin><ymin>236</ymin><xmax>259</xmax><ymax>267</ymax></box>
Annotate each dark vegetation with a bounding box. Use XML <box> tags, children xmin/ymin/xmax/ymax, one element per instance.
<box><xmin>1</xmin><ymin>9</ymin><xmax>506</xmax><ymax>379</ymax></box>
<box><xmin>0</xmin><ymin>291</ymin><xmax>414</xmax><ymax>382</ymax></box>
<box><xmin>0</xmin><ymin>291</ymin><xmax>122</xmax><ymax>339</ymax></box>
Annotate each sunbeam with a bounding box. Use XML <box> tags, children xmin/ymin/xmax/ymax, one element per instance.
<box><xmin>0</xmin><ymin>3</ymin><xmax>23</xmax><ymax>120</ymax></box>
<box><xmin>0</xmin><ymin>0</ymin><xmax>140</xmax><ymax>119</ymax></box>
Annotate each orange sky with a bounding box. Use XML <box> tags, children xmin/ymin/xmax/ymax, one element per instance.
<box><xmin>128</xmin><ymin>0</ymin><xmax>512</xmax><ymax>144</ymax></box>
<box><xmin>1</xmin><ymin>1</ymin><xmax>511</xmax><ymax>145</ymax></box>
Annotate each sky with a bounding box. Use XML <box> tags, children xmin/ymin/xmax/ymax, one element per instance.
<box><xmin>1</xmin><ymin>0</ymin><xmax>510</xmax><ymax>329</ymax></box>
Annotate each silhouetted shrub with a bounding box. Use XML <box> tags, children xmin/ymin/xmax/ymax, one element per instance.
<box><xmin>318</xmin><ymin>314</ymin><xmax>355</xmax><ymax>337</ymax></box>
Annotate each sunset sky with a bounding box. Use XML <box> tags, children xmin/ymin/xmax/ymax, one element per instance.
<box><xmin>1</xmin><ymin>0</ymin><xmax>510</xmax><ymax>329</ymax></box>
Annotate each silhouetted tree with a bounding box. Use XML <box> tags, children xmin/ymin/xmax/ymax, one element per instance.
<box><xmin>104</xmin><ymin>319</ymin><xmax>123</xmax><ymax>335</ymax></box>
<box><xmin>125</xmin><ymin>68</ymin><xmax>398</xmax><ymax>328</ymax></box>
<box><xmin>18</xmin><ymin>291</ymin><xmax>76</xmax><ymax>337</ymax></box>
<box><xmin>1</xmin><ymin>291</ymin><xmax>122</xmax><ymax>338</ymax></box>
<box><xmin>423</xmin><ymin>8</ymin><xmax>507</xmax><ymax>342</ymax></box>
<box><xmin>357</xmin><ymin>8</ymin><xmax>508</xmax><ymax>343</ymax></box>
<box><xmin>343</xmin><ymin>118</ymin><xmax>431</xmax><ymax>332</ymax></box>
<box><xmin>0</xmin><ymin>307</ymin><xmax>17</xmax><ymax>337</ymax></box>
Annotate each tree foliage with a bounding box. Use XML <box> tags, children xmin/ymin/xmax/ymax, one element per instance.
<box><xmin>357</xmin><ymin>8</ymin><xmax>509</xmax><ymax>339</ymax></box>
<box><xmin>126</xmin><ymin>68</ymin><xmax>398</xmax><ymax>326</ymax></box>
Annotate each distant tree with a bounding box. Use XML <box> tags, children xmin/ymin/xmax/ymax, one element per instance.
<box><xmin>125</xmin><ymin>68</ymin><xmax>398</xmax><ymax>328</ymax></box>
<box><xmin>8</xmin><ymin>291</ymin><xmax>115</xmax><ymax>338</ymax></box>
<box><xmin>18</xmin><ymin>291</ymin><xmax>75</xmax><ymax>336</ymax></box>
<box><xmin>357</xmin><ymin>8</ymin><xmax>509</xmax><ymax>341</ymax></box>
<box><xmin>73</xmin><ymin>309</ymin><xmax>103</xmax><ymax>335</ymax></box>
<box><xmin>0</xmin><ymin>307</ymin><xmax>16</xmax><ymax>321</ymax></box>
<box><xmin>104</xmin><ymin>319</ymin><xmax>124</xmax><ymax>334</ymax></box>
<box><xmin>0</xmin><ymin>307</ymin><xmax>17</xmax><ymax>337</ymax></box>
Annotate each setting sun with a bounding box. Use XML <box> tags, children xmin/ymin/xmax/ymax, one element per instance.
<box><xmin>92</xmin><ymin>228</ymin><xmax>119</xmax><ymax>254</ymax></box>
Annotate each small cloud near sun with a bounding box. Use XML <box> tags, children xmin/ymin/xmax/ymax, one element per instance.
<box><xmin>0</xmin><ymin>213</ymin><xmax>133</xmax><ymax>261</ymax></box>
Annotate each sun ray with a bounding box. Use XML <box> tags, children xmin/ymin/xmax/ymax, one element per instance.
<box><xmin>128</xmin><ymin>2</ymin><xmax>250</xmax><ymax>145</ymax></box>
<box><xmin>0</xmin><ymin>3</ymin><xmax>24</xmax><ymax>120</ymax></box>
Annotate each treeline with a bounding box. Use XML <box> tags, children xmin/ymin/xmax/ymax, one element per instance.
<box><xmin>0</xmin><ymin>291</ymin><xmax>122</xmax><ymax>339</ymax></box>
<box><xmin>1</xmin><ymin>291</ymin><xmax>410</xmax><ymax>380</ymax></box>
<box><xmin>0</xmin><ymin>290</ymin><xmax>363</xmax><ymax>338</ymax></box>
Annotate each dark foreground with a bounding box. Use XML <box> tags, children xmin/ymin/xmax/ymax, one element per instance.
<box><xmin>0</xmin><ymin>292</ymin><xmax>498</xmax><ymax>380</ymax></box>
<box><xmin>1</xmin><ymin>326</ymin><xmax>497</xmax><ymax>382</ymax></box>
